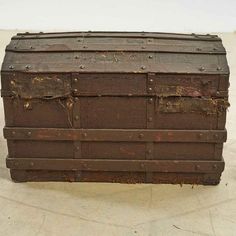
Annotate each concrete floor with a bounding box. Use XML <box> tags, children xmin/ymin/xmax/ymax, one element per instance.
<box><xmin>0</xmin><ymin>30</ymin><xmax>235</xmax><ymax>236</ymax></box>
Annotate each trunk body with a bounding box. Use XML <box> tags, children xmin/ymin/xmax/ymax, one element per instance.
<box><xmin>1</xmin><ymin>31</ymin><xmax>229</xmax><ymax>184</ymax></box>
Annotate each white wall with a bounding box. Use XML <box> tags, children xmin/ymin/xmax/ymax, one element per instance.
<box><xmin>0</xmin><ymin>0</ymin><xmax>236</xmax><ymax>33</ymax></box>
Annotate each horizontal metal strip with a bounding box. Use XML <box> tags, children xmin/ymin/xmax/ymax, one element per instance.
<box><xmin>0</xmin><ymin>90</ymin><xmax>229</xmax><ymax>98</ymax></box>
<box><xmin>3</xmin><ymin>128</ymin><xmax>227</xmax><ymax>143</ymax></box>
<box><xmin>2</xmin><ymin>51</ymin><xmax>229</xmax><ymax>74</ymax></box>
<box><xmin>6</xmin><ymin>157</ymin><xmax>225</xmax><ymax>173</ymax></box>
<box><xmin>13</xmin><ymin>32</ymin><xmax>221</xmax><ymax>41</ymax></box>
<box><xmin>2</xmin><ymin>64</ymin><xmax>229</xmax><ymax>75</ymax></box>
<box><xmin>7</xmin><ymin>36</ymin><xmax>225</xmax><ymax>54</ymax></box>
<box><xmin>6</xmin><ymin>45</ymin><xmax>225</xmax><ymax>54</ymax></box>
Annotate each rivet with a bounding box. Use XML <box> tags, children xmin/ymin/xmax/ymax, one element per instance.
<box><xmin>142</xmin><ymin>46</ymin><xmax>146</xmax><ymax>49</ymax></box>
<box><xmin>83</xmin><ymin>133</ymin><xmax>87</xmax><ymax>138</ymax></box>
<box><xmin>199</xmin><ymin>67</ymin><xmax>205</xmax><ymax>72</ymax></box>
<box><xmin>74</xmin><ymin>78</ymin><xmax>78</xmax><ymax>82</ymax></box>
<box><xmin>12</xmin><ymin>131</ymin><xmax>16</xmax><ymax>136</ymax></box>
<box><xmin>75</xmin><ymin>146</ymin><xmax>80</xmax><ymax>151</ymax></box>
<box><xmin>139</xmin><ymin>133</ymin><xmax>144</xmax><ymax>139</ymax></box>
<box><xmin>74</xmin><ymin>115</ymin><xmax>79</xmax><ymax>120</ymax></box>
<box><xmin>30</xmin><ymin>162</ymin><xmax>34</xmax><ymax>167</ymax></box>
<box><xmin>198</xmin><ymin>133</ymin><xmax>203</xmax><ymax>138</ymax></box>
<box><xmin>83</xmin><ymin>45</ymin><xmax>88</xmax><ymax>49</ymax></box>
<box><xmin>213</xmin><ymin>164</ymin><xmax>217</xmax><ymax>170</ymax></box>
<box><xmin>30</xmin><ymin>46</ymin><xmax>33</xmax><ymax>49</ymax></box>
<box><xmin>24</xmin><ymin>102</ymin><xmax>31</xmax><ymax>110</ymax></box>
<box><xmin>196</xmin><ymin>48</ymin><xmax>202</xmax><ymax>51</ymax></box>
<box><xmin>147</xmin><ymin>149</ymin><xmax>152</xmax><ymax>154</ymax></box>
<box><xmin>25</xmin><ymin>65</ymin><xmax>31</xmax><ymax>70</ymax></box>
<box><xmin>9</xmin><ymin>65</ymin><xmax>14</xmax><ymax>70</ymax></box>
<box><xmin>148</xmin><ymin>98</ymin><xmax>153</xmax><ymax>104</ymax></box>
<box><xmin>148</xmin><ymin>117</ymin><xmax>153</xmax><ymax>122</ymax></box>
<box><xmin>148</xmin><ymin>87</ymin><xmax>153</xmax><ymax>92</ymax></box>
<box><xmin>14</xmin><ymin>46</ymin><xmax>17</xmax><ymax>49</ymax></box>
<box><xmin>201</xmin><ymin>80</ymin><xmax>209</xmax><ymax>86</ymax></box>
<box><xmin>74</xmin><ymin>56</ymin><xmax>79</xmax><ymax>59</ymax></box>
<box><xmin>148</xmin><ymin>55</ymin><xmax>153</xmax><ymax>59</ymax></box>
<box><xmin>214</xmin><ymin>134</ymin><xmax>219</xmax><ymax>139</ymax></box>
<box><xmin>77</xmin><ymin>39</ymin><xmax>82</xmax><ymax>42</ymax></box>
<box><xmin>195</xmin><ymin>165</ymin><xmax>200</xmax><ymax>170</ymax></box>
<box><xmin>140</xmin><ymin>163</ymin><xmax>145</xmax><ymax>168</ymax></box>
<box><xmin>213</xmin><ymin>48</ymin><xmax>217</xmax><ymax>51</ymax></box>
<box><xmin>141</xmin><ymin>65</ymin><xmax>146</xmax><ymax>70</ymax></box>
<box><xmin>27</xmin><ymin>131</ymin><xmax>32</xmax><ymax>136</ymax></box>
<box><xmin>80</xmin><ymin>65</ymin><xmax>85</xmax><ymax>69</ymax></box>
<box><xmin>216</xmin><ymin>91</ymin><xmax>220</xmax><ymax>96</ymax></box>
<box><xmin>217</xmin><ymin>67</ymin><xmax>222</xmax><ymax>71</ymax></box>
<box><xmin>149</xmin><ymin>79</ymin><xmax>154</xmax><ymax>84</ymax></box>
<box><xmin>74</xmin><ymin>97</ymin><xmax>79</xmax><ymax>101</ymax></box>
<box><xmin>73</xmin><ymin>89</ymin><xmax>78</xmax><ymax>93</ymax></box>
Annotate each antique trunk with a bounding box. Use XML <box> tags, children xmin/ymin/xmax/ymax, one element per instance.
<box><xmin>1</xmin><ymin>31</ymin><xmax>229</xmax><ymax>184</ymax></box>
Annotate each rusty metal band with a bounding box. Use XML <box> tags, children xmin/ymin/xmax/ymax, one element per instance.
<box><xmin>5</xmin><ymin>46</ymin><xmax>225</xmax><ymax>54</ymax></box>
<box><xmin>72</xmin><ymin>72</ymin><xmax>81</xmax><ymax>158</ymax></box>
<box><xmin>3</xmin><ymin>127</ymin><xmax>227</xmax><ymax>143</ymax></box>
<box><xmin>73</xmin><ymin>96</ymin><xmax>81</xmax><ymax>158</ymax></box>
<box><xmin>146</xmin><ymin>73</ymin><xmax>155</xmax><ymax>182</ymax></box>
<box><xmin>0</xmin><ymin>90</ymin><xmax>229</xmax><ymax>98</ymax></box>
<box><xmin>12</xmin><ymin>32</ymin><xmax>221</xmax><ymax>41</ymax></box>
<box><xmin>6</xmin><ymin>157</ymin><xmax>225</xmax><ymax>173</ymax></box>
<box><xmin>2</xmin><ymin>64</ymin><xmax>228</xmax><ymax>75</ymax></box>
<box><xmin>214</xmin><ymin>144</ymin><xmax>223</xmax><ymax>159</ymax></box>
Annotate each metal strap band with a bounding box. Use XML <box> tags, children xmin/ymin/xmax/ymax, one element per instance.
<box><xmin>73</xmin><ymin>96</ymin><xmax>81</xmax><ymax>158</ymax></box>
<box><xmin>3</xmin><ymin>127</ymin><xmax>227</xmax><ymax>143</ymax></box>
<box><xmin>6</xmin><ymin>157</ymin><xmax>225</xmax><ymax>173</ymax></box>
<box><xmin>12</xmin><ymin>32</ymin><xmax>221</xmax><ymax>41</ymax></box>
<box><xmin>6</xmin><ymin>44</ymin><xmax>225</xmax><ymax>54</ymax></box>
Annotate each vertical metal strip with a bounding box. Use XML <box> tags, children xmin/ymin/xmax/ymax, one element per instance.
<box><xmin>8</xmin><ymin>98</ymin><xmax>16</xmax><ymax>158</ymax></box>
<box><xmin>8</xmin><ymin>141</ymin><xmax>16</xmax><ymax>158</ymax></box>
<box><xmin>217</xmin><ymin>111</ymin><xmax>227</xmax><ymax>130</ymax></box>
<box><xmin>218</xmin><ymin>75</ymin><xmax>226</xmax><ymax>92</ymax></box>
<box><xmin>214</xmin><ymin>143</ymin><xmax>223</xmax><ymax>160</ymax></box>
<box><xmin>216</xmin><ymin>75</ymin><xmax>226</xmax><ymax>129</ymax></box>
<box><xmin>72</xmin><ymin>74</ymin><xmax>82</xmax><ymax>159</ymax></box>
<box><xmin>146</xmin><ymin>73</ymin><xmax>155</xmax><ymax>183</ymax></box>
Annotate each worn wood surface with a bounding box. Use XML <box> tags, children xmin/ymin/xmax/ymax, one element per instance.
<box><xmin>1</xmin><ymin>31</ymin><xmax>229</xmax><ymax>184</ymax></box>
